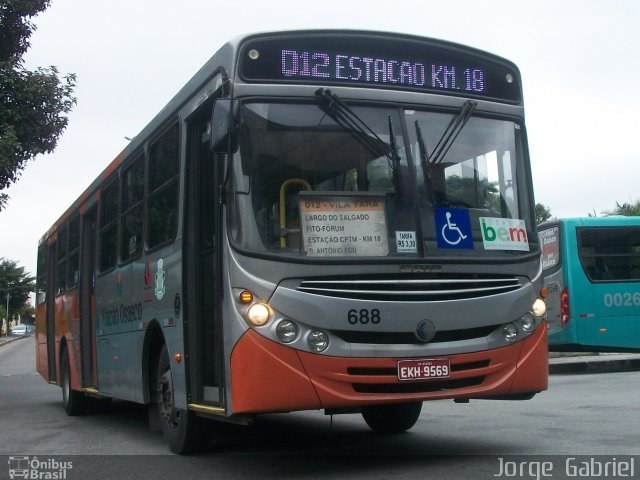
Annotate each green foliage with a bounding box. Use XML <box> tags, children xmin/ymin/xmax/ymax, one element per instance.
<box><xmin>602</xmin><ymin>200</ymin><xmax>640</xmax><ymax>217</ymax></box>
<box><xmin>0</xmin><ymin>0</ymin><xmax>76</xmax><ymax>210</ymax></box>
<box><xmin>535</xmin><ymin>203</ymin><xmax>552</xmax><ymax>224</ymax></box>
<box><xmin>0</xmin><ymin>257</ymin><xmax>35</xmax><ymax>320</ymax></box>
<box><xmin>445</xmin><ymin>174</ymin><xmax>499</xmax><ymax>211</ymax></box>
<box><xmin>1</xmin><ymin>1</ymin><xmax>52</xmax><ymax>62</ymax></box>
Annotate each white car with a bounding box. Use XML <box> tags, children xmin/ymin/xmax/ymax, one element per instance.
<box><xmin>10</xmin><ymin>325</ymin><xmax>31</xmax><ymax>336</ymax></box>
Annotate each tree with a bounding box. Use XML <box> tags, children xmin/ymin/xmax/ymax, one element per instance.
<box><xmin>535</xmin><ymin>203</ymin><xmax>552</xmax><ymax>225</ymax></box>
<box><xmin>0</xmin><ymin>258</ymin><xmax>35</xmax><ymax>334</ymax></box>
<box><xmin>602</xmin><ymin>199</ymin><xmax>640</xmax><ymax>217</ymax></box>
<box><xmin>0</xmin><ymin>1</ymin><xmax>77</xmax><ymax>210</ymax></box>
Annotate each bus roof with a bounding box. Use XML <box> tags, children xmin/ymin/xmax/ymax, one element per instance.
<box><xmin>539</xmin><ymin>216</ymin><xmax>640</xmax><ymax>230</ymax></box>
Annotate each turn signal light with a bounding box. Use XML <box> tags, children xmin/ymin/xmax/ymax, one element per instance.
<box><xmin>560</xmin><ymin>288</ymin><xmax>570</xmax><ymax>327</ymax></box>
<box><xmin>239</xmin><ymin>290</ymin><xmax>253</xmax><ymax>304</ymax></box>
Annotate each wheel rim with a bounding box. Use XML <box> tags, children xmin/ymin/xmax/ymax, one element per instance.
<box><xmin>158</xmin><ymin>368</ymin><xmax>178</xmax><ymax>429</ymax></box>
<box><xmin>62</xmin><ymin>363</ymin><xmax>70</xmax><ymax>406</ymax></box>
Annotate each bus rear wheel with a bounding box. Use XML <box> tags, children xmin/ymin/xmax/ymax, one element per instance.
<box><xmin>361</xmin><ymin>401</ymin><xmax>422</xmax><ymax>434</ymax></box>
<box><xmin>156</xmin><ymin>346</ymin><xmax>210</xmax><ymax>454</ymax></box>
<box><xmin>61</xmin><ymin>349</ymin><xmax>87</xmax><ymax>416</ymax></box>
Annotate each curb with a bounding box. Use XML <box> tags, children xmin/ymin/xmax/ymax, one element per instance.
<box><xmin>0</xmin><ymin>335</ymin><xmax>27</xmax><ymax>347</ymax></box>
<box><xmin>549</xmin><ymin>354</ymin><xmax>640</xmax><ymax>374</ymax></box>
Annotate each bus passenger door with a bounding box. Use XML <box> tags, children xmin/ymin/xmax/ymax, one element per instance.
<box><xmin>80</xmin><ymin>208</ymin><xmax>98</xmax><ymax>388</ymax></box>
<box><xmin>184</xmin><ymin>103</ymin><xmax>224</xmax><ymax>407</ymax></box>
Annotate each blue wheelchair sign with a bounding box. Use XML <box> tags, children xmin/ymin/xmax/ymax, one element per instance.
<box><xmin>435</xmin><ymin>208</ymin><xmax>473</xmax><ymax>249</ymax></box>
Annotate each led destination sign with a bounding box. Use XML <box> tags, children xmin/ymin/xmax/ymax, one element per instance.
<box><xmin>279</xmin><ymin>50</ymin><xmax>485</xmax><ymax>94</ymax></box>
<box><xmin>239</xmin><ymin>34</ymin><xmax>521</xmax><ymax>102</ymax></box>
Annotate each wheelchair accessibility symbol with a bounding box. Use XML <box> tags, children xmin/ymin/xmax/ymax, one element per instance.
<box><xmin>435</xmin><ymin>208</ymin><xmax>473</xmax><ymax>249</ymax></box>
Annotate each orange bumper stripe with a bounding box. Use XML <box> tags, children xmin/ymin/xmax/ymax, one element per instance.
<box><xmin>230</xmin><ymin>323</ymin><xmax>548</xmax><ymax>414</ymax></box>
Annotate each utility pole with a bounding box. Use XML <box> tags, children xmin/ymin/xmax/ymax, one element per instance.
<box><xmin>5</xmin><ymin>292</ymin><xmax>9</xmax><ymax>337</ymax></box>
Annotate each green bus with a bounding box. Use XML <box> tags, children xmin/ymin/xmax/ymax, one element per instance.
<box><xmin>539</xmin><ymin>217</ymin><xmax>640</xmax><ymax>351</ymax></box>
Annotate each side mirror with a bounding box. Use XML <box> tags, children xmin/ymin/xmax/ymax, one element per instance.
<box><xmin>210</xmin><ymin>99</ymin><xmax>239</xmax><ymax>153</ymax></box>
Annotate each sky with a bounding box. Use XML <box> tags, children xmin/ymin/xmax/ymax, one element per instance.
<box><xmin>1</xmin><ymin>0</ymin><xmax>639</xmax><ymax>279</ymax></box>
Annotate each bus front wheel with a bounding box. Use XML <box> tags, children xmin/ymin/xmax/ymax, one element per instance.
<box><xmin>361</xmin><ymin>401</ymin><xmax>423</xmax><ymax>434</ymax></box>
<box><xmin>156</xmin><ymin>346</ymin><xmax>210</xmax><ymax>454</ymax></box>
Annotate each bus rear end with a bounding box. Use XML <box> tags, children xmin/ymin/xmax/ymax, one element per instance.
<box><xmin>540</xmin><ymin>217</ymin><xmax>640</xmax><ymax>351</ymax></box>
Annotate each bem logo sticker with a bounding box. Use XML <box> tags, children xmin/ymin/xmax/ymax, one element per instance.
<box><xmin>480</xmin><ymin>217</ymin><xmax>529</xmax><ymax>251</ymax></box>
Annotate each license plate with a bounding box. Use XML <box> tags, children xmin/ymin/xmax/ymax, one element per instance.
<box><xmin>397</xmin><ymin>358</ymin><xmax>451</xmax><ymax>381</ymax></box>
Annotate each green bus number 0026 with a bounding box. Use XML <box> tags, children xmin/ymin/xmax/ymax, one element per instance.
<box><xmin>603</xmin><ymin>292</ymin><xmax>640</xmax><ymax>308</ymax></box>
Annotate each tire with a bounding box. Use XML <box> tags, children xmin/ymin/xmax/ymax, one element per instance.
<box><xmin>61</xmin><ymin>349</ymin><xmax>87</xmax><ymax>416</ymax></box>
<box><xmin>361</xmin><ymin>401</ymin><xmax>423</xmax><ymax>434</ymax></box>
<box><xmin>156</xmin><ymin>345</ymin><xmax>210</xmax><ymax>454</ymax></box>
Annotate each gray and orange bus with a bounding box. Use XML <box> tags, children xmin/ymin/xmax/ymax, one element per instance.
<box><xmin>35</xmin><ymin>30</ymin><xmax>548</xmax><ymax>453</ymax></box>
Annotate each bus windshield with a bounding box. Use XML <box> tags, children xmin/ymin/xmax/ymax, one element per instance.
<box><xmin>229</xmin><ymin>100</ymin><xmax>532</xmax><ymax>259</ymax></box>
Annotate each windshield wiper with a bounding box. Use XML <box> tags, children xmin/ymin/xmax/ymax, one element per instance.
<box><xmin>415</xmin><ymin>120</ymin><xmax>435</xmax><ymax>205</ymax></box>
<box><xmin>428</xmin><ymin>100</ymin><xmax>477</xmax><ymax>165</ymax></box>
<box><xmin>414</xmin><ymin>100</ymin><xmax>477</xmax><ymax>204</ymax></box>
<box><xmin>315</xmin><ymin>88</ymin><xmax>402</xmax><ymax>190</ymax></box>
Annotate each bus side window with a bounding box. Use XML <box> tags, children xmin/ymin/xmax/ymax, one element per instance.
<box><xmin>595</xmin><ymin>257</ymin><xmax>613</xmax><ymax>280</ymax></box>
<box><xmin>121</xmin><ymin>155</ymin><xmax>145</xmax><ymax>261</ymax></box>
<box><xmin>148</xmin><ymin>124</ymin><xmax>179</xmax><ymax>249</ymax></box>
<box><xmin>580</xmin><ymin>246</ymin><xmax>597</xmax><ymax>279</ymax></box>
<box><xmin>99</xmin><ymin>180</ymin><xmax>119</xmax><ymax>272</ymax></box>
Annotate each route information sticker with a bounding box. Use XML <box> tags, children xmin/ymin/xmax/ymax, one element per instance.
<box><xmin>300</xmin><ymin>194</ymin><xmax>389</xmax><ymax>256</ymax></box>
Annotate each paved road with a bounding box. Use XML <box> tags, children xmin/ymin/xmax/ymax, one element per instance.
<box><xmin>1</xmin><ymin>336</ymin><xmax>639</xmax><ymax>480</ymax></box>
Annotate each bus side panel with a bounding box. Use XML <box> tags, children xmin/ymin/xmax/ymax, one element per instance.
<box><xmin>570</xmin><ymin>275</ymin><xmax>640</xmax><ymax>350</ymax></box>
<box><xmin>54</xmin><ymin>294</ymin><xmax>67</xmax><ymax>384</ymax></box>
<box><xmin>35</xmin><ymin>302</ymin><xmax>49</xmax><ymax>381</ymax></box>
<box><xmin>65</xmin><ymin>289</ymin><xmax>83</xmax><ymax>392</ymax></box>
<box><xmin>230</xmin><ymin>330</ymin><xmax>322</xmax><ymax>414</ymax></box>
<box><xmin>546</xmin><ymin>264</ymin><xmax>582</xmax><ymax>348</ymax></box>
<box><xmin>543</xmin><ymin>267</ymin><xmax>564</xmax><ymax>334</ymax></box>
<box><xmin>548</xmin><ymin>221</ymin><xmax>580</xmax><ymax>348</ymax></box>
<box><xmin>508</xmin><ymin>321</ymin><xmax>548</xmax><ymax>393</ymax></box>
<box><xmin>563</xmin><ymin>223</ymin><xmax>640</xmax><ymax>351</ymax></box>
<box><xmin>95</xmin><ymin>268</ymin><xmax>133</xmax><ymax>399</ymax></box>
<box><xmin>94</xmin><ymin>249</ymin><xmax>184</xmax><ymax>404</ymax></box>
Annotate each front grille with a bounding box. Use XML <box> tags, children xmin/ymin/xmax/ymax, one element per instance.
<box><xmin>332</xmin><ymin>325</ymin><xmax>498</xmax><ymax>344</ymax></box>
<box><xmin>347</xmin><ymin>360</ymin><xmax>490</xmax><ymax>376</ymax></box>
<box><xmin>346</xmin><ymin>359</ymin><xmax>490</xmax><ymax>394</ymax></box>
<box><xmin>352</xmin><ymin>376</ymin><xmax>484</xmax><ymax>394</ymax></box>
<box><xmin>297</xmin><ymin>273</ymin><xmax>522</xmax><ymax>301</ymax></box>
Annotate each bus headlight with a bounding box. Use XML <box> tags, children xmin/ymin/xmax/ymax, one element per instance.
<box><xmin>532</xmin><ymin>298</ymin><xmax>547</xmax><ymax>318</ymax></box>
<box><xmin>503</xmin><ymin>324</ymin><xmax>518</xmax><ymax>343</ymax></box>
<box><xmin>247</xmin><ymin>303</ymin><xmax>271</xmax><ymax>326</ymax></box>
<box><xmin>519</xmin><ymin>313</ymin><xmax>536</xmax><ymax>333</ymax></box>
<box><xmin>276</xmin><ymin>319</ymin><xmax>299</xmax><ymax>343</ymax></box>
<box><xmin>308</xmin><ymin>330</ymin><xmax>329</xmax><ymax>352</ymax></box>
